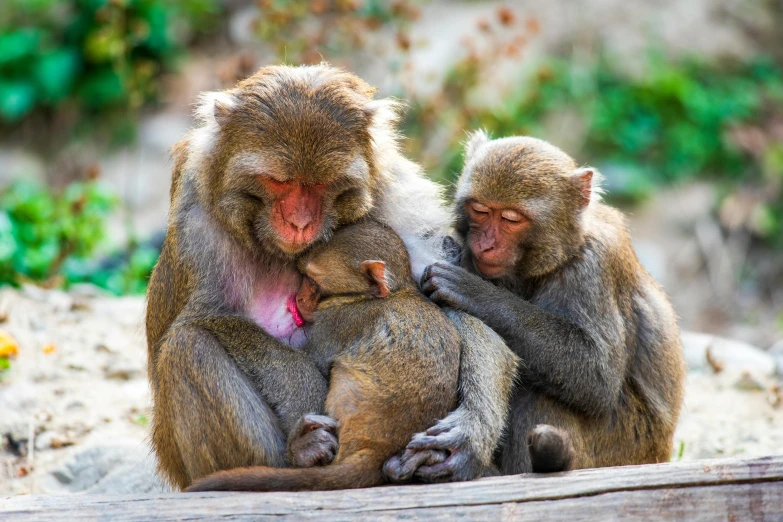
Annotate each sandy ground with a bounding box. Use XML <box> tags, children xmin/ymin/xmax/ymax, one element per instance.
<box><xmin>0</xmin><ymin>286</ymin><xmax>781</xmax><ymax>496</ymax></box>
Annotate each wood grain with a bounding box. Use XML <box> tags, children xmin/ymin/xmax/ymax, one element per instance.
<box><xmin>3</xmin><ymin>455</ymin><xmax>782</xmax><ymax>521</ymax></box>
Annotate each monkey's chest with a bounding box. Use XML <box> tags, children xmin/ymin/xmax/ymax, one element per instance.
<box><xmin>248</xmin><ymin>271</ymin><xmax>308</xmax><ymax>349</ymax></box>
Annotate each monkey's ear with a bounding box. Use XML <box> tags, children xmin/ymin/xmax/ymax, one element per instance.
<box><xmin>571</xmin><ymin>167</ymin><xmax>594</xmax><ymax>208</ymax></box>
<box><xmin>360</xmin><ymin>260</ymin><xmax>390</xmax><ymax>298</ymax></box>
<box><xmin>213</xmin><ymin>100</ymin><xmax>234</xmax><ymax>126</ymax></box>
<box><xmin>195</xmin><ymin>91</ymin><xmax>237</xmax><ymax>127</ymax></box>
<box><xmin>464</xmin><ymin>130</ymin><xmax>490</xmax><ymax>161</ymax></box>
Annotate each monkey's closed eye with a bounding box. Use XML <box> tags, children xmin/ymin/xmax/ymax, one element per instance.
<box><xmin>245</xmin><ymin>192</ymin><xmax>265</xmax><ymax>205</ymax></box>
<box><xmin>470</xmin><ymin>202</ymin><xmax>490</xmax><ymax>214</ymax></box>
<box><xmin>501</xmin><ymin>210</ymin><xmax>524</xmax><ymax>223</ymax></box>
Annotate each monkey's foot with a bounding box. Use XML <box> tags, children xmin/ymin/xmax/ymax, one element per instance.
<box><xmin>287</xmin><ymin>414</ymin><xmax>339</xmax><ymax>468</ymax></box>
<box><xmin>527</xmin><ymin>424</ymin><xmax>575</xmax><ymax>473</ymax></box>
<box><xmin>387</xmin><ymin>420</ymin><xmax>485</xmax><ymax>483</ymax></box>
<box><xmin>383</xmin><ymin>447</ymin><xmax>447</xmax><ymax>483</ymax></box>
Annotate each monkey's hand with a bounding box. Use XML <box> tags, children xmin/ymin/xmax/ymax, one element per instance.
<box><xmin>384</xmin><ymin>412</ymin><xmax>485</xmax><ymax>483</ymax></box>
<box><xmin>421</xmin><ymin>262</ymin><xmax>499</xmax><ymax>319</ymax></box>
<box><xmin>287</xmin><ymin>414</ymin><xmax>339</xmax><ymax>468</ymax></box>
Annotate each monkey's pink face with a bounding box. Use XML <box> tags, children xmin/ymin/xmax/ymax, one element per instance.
<box><xmin>259</xmin><ymin>178</ymin><xmax>329</xmax><ymax>253</ymax></box>
<box><xmin>465</xmin><ymin>200</ymin><xmax>530</xmax><ymax>277</ymax></box>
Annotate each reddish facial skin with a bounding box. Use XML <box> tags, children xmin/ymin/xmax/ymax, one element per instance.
<box><xmin>465</xmin><ymin>201</ymin><xmax>530</xmax><ymax>277</ymax></box>
<box><xmin>260</xmin><ymin>178</ymin><xmax>328</xmax><ymax>251</ymax></box>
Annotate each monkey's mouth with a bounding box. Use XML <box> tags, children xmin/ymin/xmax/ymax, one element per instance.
<box><xmin>473</xmin><ymin>257</ymin><xmax>508</xmax><ymax>277</ymax></box>
<box><xmin>287</xmin><ymin>294</ymin><xmax>306</xmax><ymax>327</ymax></box>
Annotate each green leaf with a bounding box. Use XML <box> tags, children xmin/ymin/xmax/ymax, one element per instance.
<box><xmin>78</xmin><ymin>68</ymin><xmax>127</xmax><ymax>108</ymax></box>
<box><xmin>0</xmin><ymin>81</ymin><xmax>37</xmax><ymax>122</ymax></box>
<box><xmin>0</xmin><ymin>28</ymin><xmax>41</xmax><ymax>65</ymax></box>
<box><xmin>33</xmin><ymin>48</ymin><xmax>81</xmax><ymax>103</ymax></box>
<box><xmin>0</xmin><ymin>211</ymin><xmax>17</xmax><ymax>265</ymax></box>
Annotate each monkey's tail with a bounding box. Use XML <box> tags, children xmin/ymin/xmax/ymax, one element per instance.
<box><xmin>184</xmin><ymin>450</ymin><xmax>386</xmax><ymax>492</ymax></box>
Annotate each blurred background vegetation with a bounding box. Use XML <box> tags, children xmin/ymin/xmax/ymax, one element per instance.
<box><xmin>0</xmin><ymin>0</ymin><xmax>781</xmax><ymax>346</ymax></box>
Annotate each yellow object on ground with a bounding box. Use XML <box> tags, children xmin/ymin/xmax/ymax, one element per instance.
<box><xmin>0</xmin><ymin>329</ymin><xmax>19</xmax><ymax>357</ymax></box>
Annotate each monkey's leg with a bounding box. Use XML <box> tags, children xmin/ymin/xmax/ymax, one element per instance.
<box><xmin>498</xmin><ymin>388</ymin><xmax>589</xmax><ymax>474</ymax></box>
<box><xmin>390</xmin><ymin>310</ymin><xmax>519</xmax><ymax>482</ymax></box>
<box><xmin>153</xmin><ymin>326</ymin><xmax>287</xmax><ymax>489</ymax></box>
<box><xmin>188</xmin><ymin>315</ymin><xmax>330</xmax><ymax>435</ymax></box>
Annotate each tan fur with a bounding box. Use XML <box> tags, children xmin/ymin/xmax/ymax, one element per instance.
<box><xmin>147</xmin><ymin>64</ymin><xmax>516</xmax><ymax>490</ymax></box>
<box><xmin>186</xmin><ymin>220</ymin><xmax>460</xmax><ymax>492</ymax></box>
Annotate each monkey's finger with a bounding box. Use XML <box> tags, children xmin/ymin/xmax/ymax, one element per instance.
<box><xmin>406</xmin><ymin>435</ymin><xmax>450</xmax><ymax>451</ymax></box>
<box><xmin>420</xmin><ymin>276</ymin><xmax>440</xmax><ymax>297</ymax></box>
<box><xmin>428</xmin><ymin>289</ymin><xmax>463</xmax><ymax>310</ymax></box>
<box><xmin>310</xmin><ymin>429</ymin><xmax>338</xmax><ymax>446</ymax></box>
<box><xmin>428</xmin><ymin>262</ymin><xmax>464</xmax><ymax>281</ymax></box>
<box><xmin>436</xmin><ymin>261</ymin><xmax>474</xmax><ymax>277</ymax></box>
<box><xmin>315</xmin><ymin>446</ymin><xmax>337</xmax><ymax>466</ymax></box>
<box><xmin>420</xmin><ymin>264</ymin><xmax>436</xmax><ymax>288</ymax></box>
<box><xmin>414</xmin><ymin>461</ymin><xmax>455</xmax><ymax>482</ymax></box>
<box><xmin>384</xmin><ymin>450</ymin><xmax>434</xmax><ymax>482</ymax></box>
<box><xmin>415</xmin><ymin>451</ymin><xmax>469</xmax><ymax>483</ymax></box>
<box><xmin>300</xmin><ymin>414</ymin><xmax>339</xmax><ymax>433</ymax></box>
<box><xmin>425</xmin><ymin>423</ymin><xmax>455</xmax><ymax>436</ymax></box>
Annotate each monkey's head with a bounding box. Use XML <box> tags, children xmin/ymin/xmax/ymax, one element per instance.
<box><xmin>295</xmin><ymin>219</ymin><xmax>412</xmax><ymax>321</ymax></box>
<box><xmin>454</xmin><ymin>131</ymin><xmax>601</xmax><ymax>280</ymax></box>
<box><xmin>191</xmin><ymin>65</ymin><xmax>398</xmax><ymax>259</ymax></box>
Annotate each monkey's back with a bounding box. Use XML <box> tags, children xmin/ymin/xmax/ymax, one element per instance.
<box><xmin>578</xmin><ymin>204</ymin><xmax>685</xmax><ymax>467</ymax></box>
<box><xmin>314</xmin><ymin>288</ymin><xmax>461</xmax><ymax>459</ymax></box>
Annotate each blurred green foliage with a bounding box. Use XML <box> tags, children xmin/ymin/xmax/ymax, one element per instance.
<box><xmin>0</xmin><ymin>179</ymin><xmax>159</xmax><ymax>294</ymax></box>
<box><xmin>254</xmin><ymin>0</ymin><xmax>418</xmax><ymax>65</ymax></box>
<box><xmin>2</xmin><ymin>1</ymin><xmax>783</xmax><ymax>296</ymax></box>
<box><xmin>0</xmin><ymin>0</ymin><xmax>221</xmax><ymax>140</ymax></box>
<box><xmin>0</xmin><ymin>179</ymin><xmax>117</xmax><ymax>285</ymax></box>
<box><xmin>403</xmin><ymin>51</ymin><xmax>783</xmax><ymax>244</ymax></box>
<box><xmin>65</xmin><ymin>240</ymin><xmax>159</xmax><ymax>294</ymax></box>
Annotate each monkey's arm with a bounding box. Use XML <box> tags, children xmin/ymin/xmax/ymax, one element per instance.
<box><xmin>422</xmin><ymin>262</ymin><xmax>626</xmax><ymax>418</ymax></box>
<box><xmin>186</xmin><ymin>315</ymin><xmax>329</xmax><ymax>435</ymax></box>
<box><xmin>387</xmin><ymin>310</ymin><xmax>519</xmax><ymax>483</ymax></box>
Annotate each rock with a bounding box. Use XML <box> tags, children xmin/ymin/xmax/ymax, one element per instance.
<box><xmin>86</xmin><ymin>453</ymin><xmax>170</xmax><ymax>494</ymax></box>
<box><xmin>48</xmin><ymin>443</ymin><xmax>143</xmax><ymax>492</ymax></box>
<box><xmin>681</xmin><ymin>331</ymin><xmax>776</xmax><ymax>376</ymax></box>
<box><xmin>734</xmin><ymin>371</ymin><xmax>766</xmax><ymax>392</ymax></box>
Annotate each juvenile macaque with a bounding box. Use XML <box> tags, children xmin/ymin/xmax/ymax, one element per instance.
<box><xmin>421</xmin><ymin>132</ymin><xmax>686</xmax><ymax>472</ymax></box>
<box><xmin>186</xmin><ymin>219</ymin><xmax>461</xmax><ymax>492</ymax></box>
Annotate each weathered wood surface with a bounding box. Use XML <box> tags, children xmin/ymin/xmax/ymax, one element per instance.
<box><xmin>2</xmin><ymin>455</ymin><xmax>782</xmax><ymax>521</ymax></box>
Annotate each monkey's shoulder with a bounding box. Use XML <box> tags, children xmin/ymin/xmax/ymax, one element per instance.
<box><xmin>325</xmin><ymin>291</ymin><xmax>459</xmax><ymax>354</ymax></box>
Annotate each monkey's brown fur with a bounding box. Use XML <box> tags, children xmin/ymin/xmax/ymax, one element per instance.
<box><xmin>186</xmin><ymin>220</ymin><xmax>460</xmax><ymax>492</ymax></box>
<box><xmin>147</xmin><ymin>65</ymin><xmax>517</xmax><ymax>490</ymax></box>
<box><xmin>423</xmin><ymin>133</ymin><xmax>686</xmax><ymax>473</ymax></box>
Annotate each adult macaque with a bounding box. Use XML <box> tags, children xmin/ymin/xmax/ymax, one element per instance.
<box><xmin>421</xmin><ymin>132</ymin><xmax>686</xmax><ymax>473</ymax></box>
<box><xmin>146</xmin><ymin>66</ymin><xmax>518</xmax><ymax>489</ymax></box>
<box><xmin>186</xmin><ymin>220</ymin><xmax>462</xmax><ymax>492</ymax></box>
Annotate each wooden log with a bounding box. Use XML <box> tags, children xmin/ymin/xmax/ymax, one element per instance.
<box><xmin>2</xmin><ymin>455</ymin><xmax>782</xmax><ymax>521</ymax></box>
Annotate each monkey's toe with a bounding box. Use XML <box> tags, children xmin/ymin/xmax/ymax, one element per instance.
<box><xmin>527</xmin><ymin>424</ymin><xmax>575</xmax><ymax>473</ymax></box>
<box><xmin>298</xmin><ymin>413</ymin><xmax>339</xmax><ymax>433</ymax></box>
<box><xmin>288</xmin><ymin>415</ymin><xmax>339</xmax><ymax>468</ymax></box>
